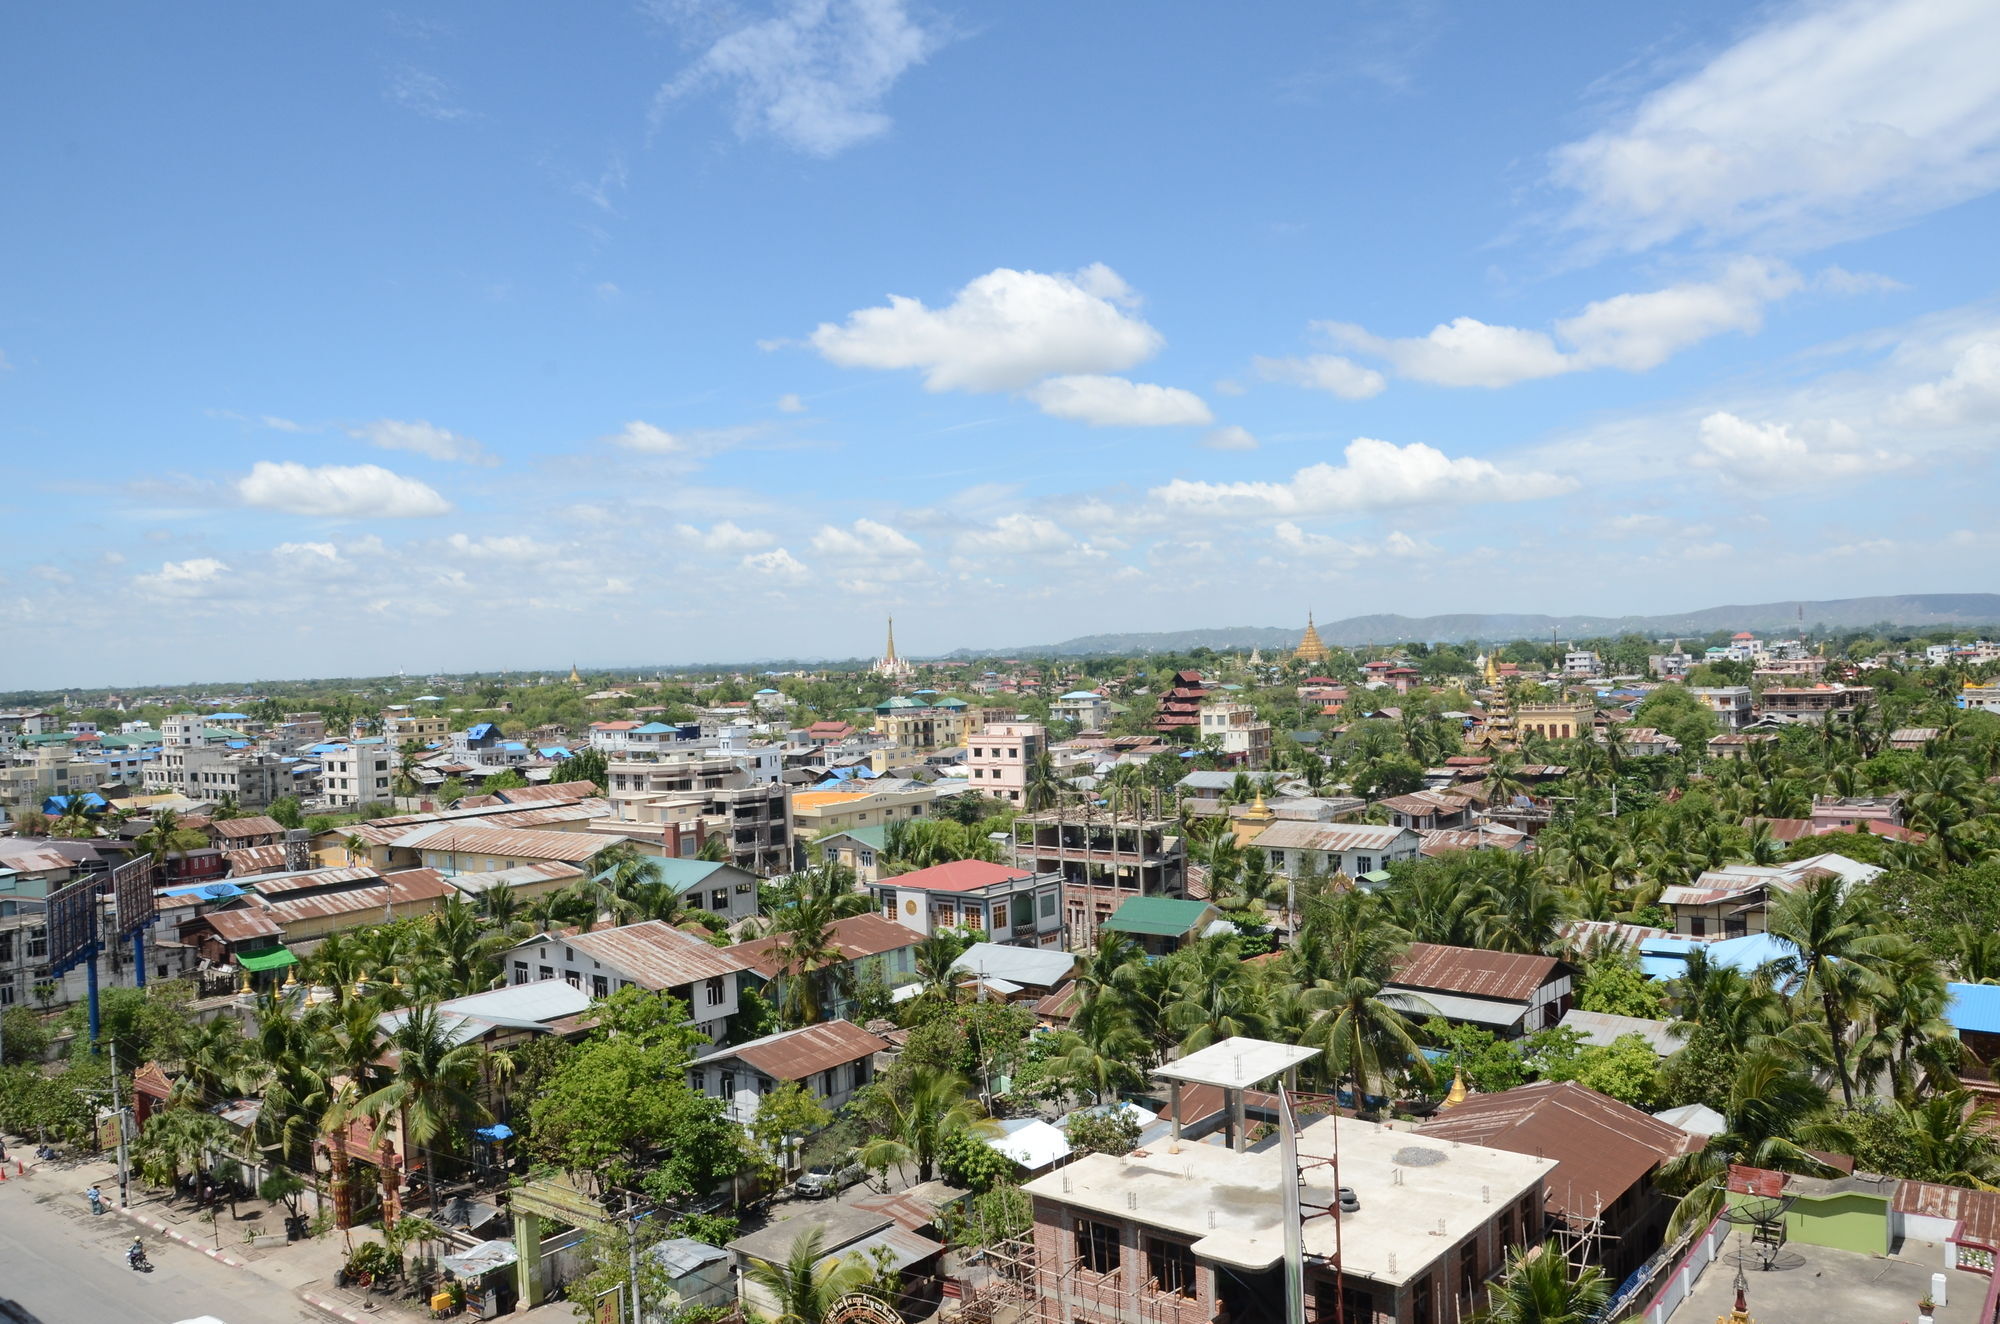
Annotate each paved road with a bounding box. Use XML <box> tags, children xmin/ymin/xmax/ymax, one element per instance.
<box><xmin>0</xmin><ymin>1169</ymin><xmax>322</xmax><ymax>1324</ymax></box>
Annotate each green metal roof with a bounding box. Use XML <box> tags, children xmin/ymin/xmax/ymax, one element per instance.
<box><xmin>1101</xmin><ymin>896</ymin><xmax>1215</xmax><ymax>937</ymax></box>
<box><xmin>820</xmin><ymin>824</ymin><xmax>888</xmax><ymax>850</ymax></box>
<box><xmin>236</xmin><ymin>946</ymin><xmax>297</xmax><ymax>972</ymax></box>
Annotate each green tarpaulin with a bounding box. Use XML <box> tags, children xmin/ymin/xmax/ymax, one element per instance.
<box><xmin>236</xmin><ymin>946</ymin><xmax>297</xmax><ymax>972</ymax></box>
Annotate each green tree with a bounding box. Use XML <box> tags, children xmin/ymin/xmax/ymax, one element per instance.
<box><xmin>1476</xmin><ymin>1241</ymin><xmax>1608</xmax><ymax>1324</ymax></box>
<box><xmin>359</xmin><ymin>1004</ymin><xmax>489</xmax><ymax>1214</ymax></box>
<box><xmin>1767</xmin><ymin>872</ymin><xmax>1892</xmax><ymax>1108</ymax></box>
<box><xmin>857</xmin><ymin>1068</ymin><xmax>991</xmax><ymax>1184</ymax></box>
<box><xmin>1063</xmin><ymin>1109</ymin><xmax>1141</xmax><ymax>1157</ymax></box>
<box><xmin>745</xmin><ymin>1226</ymin><xmax>878</xmax><ymax>1324</ymax></box>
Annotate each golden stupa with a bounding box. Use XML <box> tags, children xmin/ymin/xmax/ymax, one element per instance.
<box><xmin>1294</xmin><ymin>612</ymin><xmax>1329</xmax><ymax>666</ymax></box>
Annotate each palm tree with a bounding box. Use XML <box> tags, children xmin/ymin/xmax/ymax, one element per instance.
<box><xmin>1023</xmin><ymin>751</ymin><xmax>1064</xmax><ymax>812</ymax></box>
<box><xmin>857</xmin><ymin>1068</ymin><xmax>990</xmax><ymax>1183</ymax></box>
<box><xmin>1767</xmin><ymin>872</ymin><xmax>1892</xmax><ymax>1107</ymax></box>
<box><xmin>359</xmin><ymin>1004</ymin><xmax>489</xmax><ymax>1213</ymax></box>
<box><xmin>1296</xmin><ymin>891</ymin><xmax>1430</xmax><ymax>1108</ymax></box>
<box><xmin>1658</xmin><ymin>1048</ymin><xmax>1837</xmax><ymax>1235</ymax></box>
<box><xmin>135</xmin><ymin>808</ymin><xmax>206</xmax><ymax>876</ymax></box>
<box><xmin>1476</xmin><ymin>1242</ymin><xmax>1608</xmax><ymax>1324</ymax></box>
<box><xmin>1166</xmin><ymin>940</ymin><xmax>1269</xmax><ymax>1052</ymax></box>
<box><xmin>746</xmin><ymin>1226</ymin><xmax>879</xmax><ymax>1324</ymax></box>
<box><xmin>770</xmin><ymin>888</ymin><xmax>851</xmax><ymax>1028</ymax></box>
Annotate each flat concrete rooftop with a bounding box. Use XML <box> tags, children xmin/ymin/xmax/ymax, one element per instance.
<box><xmin>1152</xmin><ymin>1036</ymin><xmax>1321</xmax><ymax>1090</ymax></box>
<box><xmin>1024</xmin><ymin>1112</ymin><xmax>1553</xmax><ymax>1286</ymax></box>
<box><xmin>1671</xmin><ymin>1230</ymin><xmax>1986</xmax><ymax>1324</ymax></box>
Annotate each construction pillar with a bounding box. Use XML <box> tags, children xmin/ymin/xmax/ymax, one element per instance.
<box><xmin>514</xmin><ymin>1210</ymin><xmax>545</xmax><ymax>1308</ymax></box>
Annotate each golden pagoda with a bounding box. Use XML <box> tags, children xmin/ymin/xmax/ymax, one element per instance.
<box><xmin>1294</xmin><ymin>612</ymin><xmax>1329</xmax><ymax>666</ymax></box>
<box><xmin>1233</xmin><ymin>787</ymin><xmax>1277</xmax><ymax>847</ymax></box>
<box><xmin>567</xmin><ymin>661</ymin><xmax>583</xmax><ymax>685</ymax></box>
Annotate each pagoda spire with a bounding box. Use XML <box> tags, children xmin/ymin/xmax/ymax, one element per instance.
<box><xmin>884</xmin><ymin>615</ymin><xmax>898</xmax><ymax>664</ymax></box>
<box><xmin>1294</xmin><ymin>611</ymin><xmax>1329</xmax><ymax>666</ymax></box>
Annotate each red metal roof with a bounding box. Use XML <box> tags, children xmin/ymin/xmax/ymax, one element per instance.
<box><xmin>712</xmin><ymin>1019</ymin><xmax>888</xmax><ymax>1081</ymax></box>
<box><xmin>880</xmin><ymin>859</ymin><xmax>1035</xmax><ymax>894</ymax></box>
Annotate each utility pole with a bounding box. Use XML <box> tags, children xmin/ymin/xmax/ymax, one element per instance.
<box><xmin>625</xmin><ymin>1193</ymin><xmax>644</xmax><ymax>1324</ymax></box>
<box><xmin>109</xmin><ymin>1040</ymin><xmax>130</xmax><ymax>1208</ymax></box>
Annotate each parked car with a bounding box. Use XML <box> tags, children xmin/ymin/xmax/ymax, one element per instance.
<box><xmin>795</xmin><ymin>1159</ymin><xmax>867</xmax><ymax>1199</ymax></box>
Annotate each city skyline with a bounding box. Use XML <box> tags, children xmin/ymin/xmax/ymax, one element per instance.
<box><xmin>5</xmin><ymin>0</ymin><xmax>2000</xmax><ymax>688</ymax></box>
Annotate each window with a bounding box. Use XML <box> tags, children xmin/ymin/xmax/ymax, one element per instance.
<box><xmin>1039</xmin><ymin>892</ymin><xmax>1057</xmax><ymax>918</ymax></box>
<box><xmin>1458</xmin><ymin>1242</ymin><xmax>1478</xmax><ymax>1303</ymax></box>
<box><xmin>705</xmin><ymin>976</ymin><xmax>725</xmax><ymax>1006</ymax></box>
<box><xmin>1146</xmin><ymin>1238</ymin><xmax>1196</xmax><ymax>1298</ymax></box>
<box><xmin>710</xmin><ymin>890</ymin><xmax>728</xmax><ymax>912</ymax></box>
<box><xmin>1413</xmin><ymin>1276</ymin><xmax>1433</xmax><ymax>1324</ymax></box>
<box><xmin>512</xmin><ymin>960</ymin><xmax>529</xmax><ymax>985</ymax></box>
<box><xmin>720</xmin><ymin>1070</ymin><xmax>735</xmax><ymax>1096</ymax></box>
<box><xmin>592</xmin><ymin>974</ymin><xmax>609</xmax><ymax>998</ymax></box>
<box><xmin>1075</xmin><ymin>1220</ymin><xmax>1121</xmax><ymax>1274</ymax></box>
<box><xmin>1516</xmin><ymin>1195</ymin><xmax>1538</xmax><ymax>1245</ymax></box>
<box><xmin>851</xmin><ymin>1060</ymin><xmax>868</xmax><ymax>1090</ymax></box>
<box><xmin>1354</xmin><ymin>856</ymin><xmax>1374</xmax><ymax>875</ymax></box>
<box><xmin>538</xmin><ymin>964</ymin><xmax>555</xmax><ymax>982</ymax></box>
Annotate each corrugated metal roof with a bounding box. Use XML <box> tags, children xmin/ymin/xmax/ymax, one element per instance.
<box><xmin>1391</xmin><ymin>942</ymin><xmax>1562</xmax><ymax>1004</ymax></box>
<box><xmin>211</xmin><ymin>816</ymin><xmax>285</xmax><ymax>840</ymax></box>
<box><xmin>709</xmin><ymin>1019</ymin><xmax>888</xmax><ymax>1081</ymax></box>
<box><xmin>260</xmin><ymin>869</ymin><xmax>454</xmax><ymax>924</ymax></box>
<box><xmin>206</xmin><ymin>908</ymin><xmax>285</xmax><ymax>941</ymax></box>
<box><xmin>1102</xmin><ymin>896</ymin><xmax>1216</xmax><ymax>937</ymax></box>
<box><xmin>1250</xmin><ymin>820</ymin><xmax>1414</xmax><ymax>853</ymax></box>
<box><xmin>727</xmin><ymin>913</ymin><xmax>918</xmax><ymax>980</ymax></box>
<box><xmin>250</xmin><ymin>866</ymin><xmax>381</xmax><ymax>896</ymax></box>
<box><xmin>1895</xmin><ymin>1180</ymin><xmax>2000</xmax><ymax>1245</ymax></box>
<box><xmin>397</xmin><ymin>823</ymin><xmax>624</xmax><ymax>863</ymax></box>
<box><xmin>879</xmin><ymin>860</ymin><xmax>1035</xmax><ymax>894</ymax></box>
<box><xmin>557</xmin><ymin>920</ymin><xmax>753</xmax><ymax>989</ymax></box>
<box><xmin>1417</xmin><ymin>1081</ymin><xmax>1695</xmax><ymax>1221</ymax></box>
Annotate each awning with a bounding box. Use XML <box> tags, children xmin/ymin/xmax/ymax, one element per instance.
<box><xmin>441</xmin><ymin>1238</ymin><xmax>520</xmax><ymax>1277</ymax></box>
<box><xmin>236</xmin><ymin>946</ymin><xmax>298</xmax><ymax>972</ymax></box>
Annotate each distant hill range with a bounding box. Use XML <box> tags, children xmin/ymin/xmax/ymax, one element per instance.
<box><xmin>942</xmin><ymin>594</ymin><xmax>2000</xmax><ymax>659</ymax></box>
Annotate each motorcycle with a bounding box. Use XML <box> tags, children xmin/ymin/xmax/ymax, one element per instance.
<box><xmin>126</xmin><ymin>1243</ymin><xmax>153</xmax><ymax>1273</ymax></box>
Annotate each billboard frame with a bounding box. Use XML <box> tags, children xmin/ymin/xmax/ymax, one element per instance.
<box><xmin>112</xmin><ymin>858</ymin><xmax>155</xmax><ymax>940</ymax></box>
<box><xmin>45</xmin><ymin>877</ymin><xmax>98</xmax><ymax>977</ymax></box>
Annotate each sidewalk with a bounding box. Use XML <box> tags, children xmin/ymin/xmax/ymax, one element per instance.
<box><xmin>2</xmin><ymin>1135</ymin><xmax>593</xmax><ymax>1322</ymax></box>
<box><xmin>5</xmin><ymin>1138</ymin><xmax>436</xmax><ymax>1324</ymax></box>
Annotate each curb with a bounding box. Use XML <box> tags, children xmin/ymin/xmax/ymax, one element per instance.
<box><xmin>115</xmin><ymin>1203</ymin><xmax>251</xmax><ymax>1268</ymax></box>
<box><xmin>300</xmin><ymin>1290</ymin><xmax>393</xmax><ymax>1322</ymax></box>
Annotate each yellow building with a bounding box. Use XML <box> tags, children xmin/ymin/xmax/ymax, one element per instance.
<box><xmin>791</xmin><ymin>786</ymin><xmax>936</xmax><ymax>839</ymax></box>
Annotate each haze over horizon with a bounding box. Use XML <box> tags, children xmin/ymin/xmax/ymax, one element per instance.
<box><xmin>6</xmin><ymin>1</ymin><xmax>2000</xmax><ymax>689</ymax></box>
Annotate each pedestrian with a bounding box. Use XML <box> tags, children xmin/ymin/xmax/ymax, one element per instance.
<box><xmin>86</xmin><ymin>1184</ymin><xmax>103</xmax><ymax>1215</ymax></box>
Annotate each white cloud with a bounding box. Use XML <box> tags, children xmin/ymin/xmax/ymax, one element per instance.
<box><xmin>1890</xmin><ymin>341</ymin><xmax>2000</xmax><ymax>425</ymax></box>
<box><xmin>134</xmin><ymin>557</ymin><xmax>230</xmax><ymax>595</ymax></box>
<box><xmin>811</xmin><ymin>518</ymin><xmax>922</xmax><ymax>558</ymax></box>
<box><xmin>1202</xmin><ymin>425</ymin><xmax>1259</xmax><ymax>451</ymax></box>
<box><xmin>445</xmin><ymin>533</ymin><xmax>556</xmax><ymax>561</ymax></box>
<box><xmin>1150</xmin><ymin>437</ymin><xmax>1576</xmax><ymax>518</ymax></box>
<box><xmin>1323</xmin><ymin>318</ymin><xmax>1573</xmax><ymax>389</ymax></box>
<box><xmin>261</xmin><ymin>415</ymin><xmax>305</xmax><ymax>432</ymax></box>
<box><xmin>1272</xmin><ymin>523</ymin><xmax>1437</xmax><ymax>561</ymax></box>
<box><xmin>1688</xmin><ymin>410</ymin><xmax>1904</xmax><ymax>483</ymax></box>
<box><xmin>808</xmin><ymin>264</ymin><xmax>1162</xmax><ymax>392</ymax></box>
<box><xmin>654</xmin><ymin>0</ymin><xmax>945</xmax><ymax>156</ymax></box>
<box><xmin>1322</xmin><ymin>258</ymin><xmax>1801</xmax><ymax>387</ymax></box>
<box><xmin>776</xmin><ymin>393</ymin><xmax>807</xmax><ymax>413</ymax></box>
<box><xmin>275</xmin><ymin>541</ymin><xmax>341</xmax><ymax>561</ymax></box>
<box><xmin>1253</xmin><ymin>354</ymin><xmax>1388</xmax><ymax>399</ymax></box>
<box><xmin>1023</xmin><ymin>375</ymin><xmax>1212</xmax><ymax>427</ymax></box>
<box><xmin>351</xmin><ymin>418</ymin><xmax>495</xmax><ymax>465</ymax></box>
<box><xmin>676</xmin><ymin>521</ymin><xmax>776</xmax><ymax>552</ymax></box>
<box><xmin>741</xmin><ymin>547</ymin><xmax>809</xmax><ymax>579</ymax></box>
<box><xmin>236</xmin><ymin>461</ymin><xmax>452</xmax><ymax>518</ymax></box>
<box><xmin>955</xmin><ymin>514</ymin><xmax>1100</xmax><ymax>559</ymax></box>
<box><xmin>1548</xmin><ymin>0</ymin><xmax>2000</xmax><ymax>252</ymax></box>
<box><xmin>384</xmin><ymin>64</ymin><xmax>472</xmax><ymax>121</ymax></box>
<box><xmin>609</xmin><ymin>421</ymin><xmax>683</xmax><ymax>454</ymax></box>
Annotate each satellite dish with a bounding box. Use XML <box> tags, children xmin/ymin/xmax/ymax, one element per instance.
<box><xmin>201</xmin><ymin>883</ymin><xmax>239</xmax><ymax>898</ymax></box>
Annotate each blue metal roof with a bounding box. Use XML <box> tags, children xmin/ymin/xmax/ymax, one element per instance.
<box><xmin>210</xmin><ymin>712</ymin><xmax>250</xmax><ymax>720</ymax></box>
<box><xmin>1947</xmin><ymin>982</ymin><xmax>2000</xmax><ymax>1035</ymax></box>
<box><xmin>1639</xmin><ymin>932</ymin><xmax>1795</xmax><ymax>982</ymax></box>
<box><xmin>594</xmin><ymin>856</ymin><xmax>727</xmax><ymax>894</ymax></box>
<box><xmin>466</xmin><ymin>723</ymin><xmax>497</xmax><ymax>740</ymax></box>
<box><xmin>632</xmin><ymin>722</ymin><xmax>676</xmax><ymax>734</ymax></box>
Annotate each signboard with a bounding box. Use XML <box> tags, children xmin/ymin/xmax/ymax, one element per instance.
<box><xmin>111</xmin><ymin>858</ymin><xmax>155</xmax><ymax>939</ymax></box>
<box><xmin>510</xmin><ymin>1174</ymin><xmax>610</xmax><ymax>1229</ymax></box>
<box><xmin>44</xmin><ymin>877</ymin><xmax>98</xmax><ymax>976</ymax></box>
<box><xmin>594</xmin><ymin>1286</ymin><xmax>622</xmax><ymax>1324</ymax></box>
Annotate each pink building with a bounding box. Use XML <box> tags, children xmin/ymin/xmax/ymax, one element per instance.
<box><xmin>968</xmin><ymin>721</ymin><xmax>1045</xmax><ymax>803</ymax></box>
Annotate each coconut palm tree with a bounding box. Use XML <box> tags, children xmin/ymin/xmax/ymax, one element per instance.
<box><xmin>135</xmin><ymin>808</ymin><xmax>206</xmax><ymax>876</ymax></box>
<box><xmin>1657</xmin><ymin>1049</ymin><xmax>1837</xmax><ymax>1235</ymax></box>
<box><xmin>1476</xmin><ymin>1242</ymin><xmax>1608</xmax><ymax>1324</ymax></box>
<box><xmin>1167</xmin><ymin>940</ymin><xmax>1269</xmax><ymax>1052</ymax></box>
<box><xmin>856</xmin><ymin>1068</ymin><xmax>990</xmax><ymax>1184</ymax></box>
<box><xmin>1296</xmin><ymin>891</ymin><xmax>1430</xmax><ymax>1108</ymax></box>
<box><xmin>359</xmin><ymin>1004</ymin><xmax>489</xmax><ymax>1213</ymax></box>
<box><xmin>770</xmin><ymin>888</ymin><xmax>851</xmax><ymax>1029</ymax></box>
<box><xmin>1767</xmin><ymin>872</ymin><xmax>1892</xmax><ymax>1108</ymax></box>
<box><xmin>746</xmin><ymin>1226</ymin><xmax>880</xmax><ymax>1324</ymax></box>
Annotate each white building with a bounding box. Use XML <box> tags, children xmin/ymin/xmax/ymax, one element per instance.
<box><xmin>503</xmin><ymin>920</ymin><xmax>752</xmax><ymax>1044</ymax></box>
<box><xmin>1198</xmin><ymin>702</ymin><xmax>1272</xmax><ymax>770</ymax></box>
<box><xmin>1251</xmin><ymin>820</ymin><xmax>1421</xmax><ymax>880</ymax></box>
<box><xmin>320</xmin><ymin>740</ymin><xmax>393</xmax><ymax>807</ymax></box>
<box><xmin>689</xmin><ymin>1020</ymin><xmax>888</xmax><ymax>1124</ymax></box>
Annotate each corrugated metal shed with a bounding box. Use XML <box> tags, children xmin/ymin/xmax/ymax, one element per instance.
<box><xmin>1416</xmin><ymin>1080</ymin><xmax>1695</xmax><ymax>1221</ymax></box>
<box><xmin>1391</xmin><ymin>942</ymin><xmax>1562</xmax><ymax>1004</ymax></box>
<box><xmin>708</xmin><ymin>1019</ymin><xmax>888</xmax><ymax>1081</ymax></box>
<box><xmin>562</xmin><ymin>920</ymin><xmax>754</xmax><ymax>989</ymax></box>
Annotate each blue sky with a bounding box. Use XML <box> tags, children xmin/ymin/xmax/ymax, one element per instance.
<box><xmin>6</xmin><ymin>0</ymin><xmax>2000</xmax><ymax>687</ymax></box>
